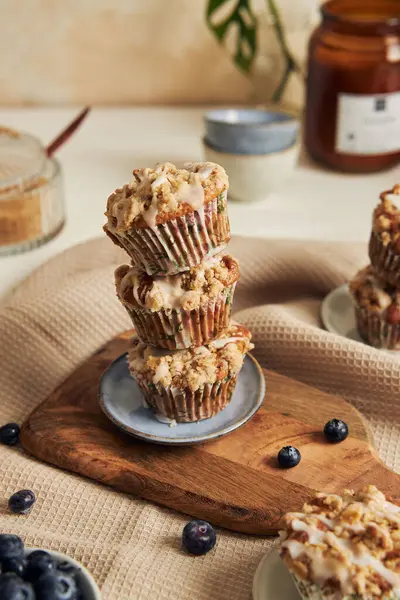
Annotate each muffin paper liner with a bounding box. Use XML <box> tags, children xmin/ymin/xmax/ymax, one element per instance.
<box><xmin>369</xmin><ymin>232</ymin><xmax>400</xmax><ymax>286</ymax></box>
<box><xmin>123</xmin><ymin>283</ymin><xmax>236</xmax><ymax>350</ymax></box>
<box><xmin>354</xmin><ymin>305</ymin><xmax>400</xmax><ymax>350</ymax></box>
<box><xmin>135</xmin><ymin>376</ymin><xmax>238</xmax><ymax>423</ymax></box>
<box><xmin>106</xmin><ymin>192</ymin><xmax>230</xmax><ymax>275</ymax></box>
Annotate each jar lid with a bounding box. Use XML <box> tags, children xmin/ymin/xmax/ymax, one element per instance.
<box><xmin>0</xmin><ymin>127</ymin><xmax>46</xmax><ymax>195</ymax></box>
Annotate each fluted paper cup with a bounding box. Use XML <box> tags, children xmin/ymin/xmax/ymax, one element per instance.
<box><xmin>123</xmin><ymin>283</ymin><xmax>236</xmax><ymax>350</ymax></box>
<box><xmin>369</xmin><ymin>232</ymin><xmax>400</xmax><ymax>287</ymax></box>
<box><xmin>104</xmin><ymin>192</ymin><xmax>230</xmax><ymax>275</ymax></box>
<box><xmin>354</xmin><ymin>305</ymin><xmax>400</xmax><ymax>350</ymax></box>
<box><xmin>137</xmin><ymin>377</ymin><xmax>238</xmax><ymax>423</ymax></box>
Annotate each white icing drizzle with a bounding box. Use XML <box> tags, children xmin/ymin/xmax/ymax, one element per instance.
<box><xmin>153</xmin><ymin>361</ymin><xmax>171</xmax><ymax>384</ymax></box>
<box><xmin>185</xmin><ymin>162</ymin><xmax>216</xmax><ymax>180</ymax></box>
<box><xmin>118</xmin><ymin>253</ymin><xmax>229</xmax><ymax>311</ymax></box>
<box><xmin>176</xmin><ymin>176</ymin><xmax>204</xmax><ymax>209</ymax></box>
<box><xmin>210</xmin><ymin>336</ymin><xmax>244</xmax><ymax>350</ymax></box>
<box><xmin>281</xmin><ymin>491</ymin><xmax>400</xmax><ymax>596</ymax></box>
<box><xmin>154</xmin><ymin>413</ymin><xmax>177</xmax><ymax>426</ymax></box>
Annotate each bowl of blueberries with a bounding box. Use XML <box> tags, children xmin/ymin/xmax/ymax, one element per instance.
<box><xmin>0</xmin><ymin>534</ymin><xmax>101</xmax><ymax>600</ymax></box>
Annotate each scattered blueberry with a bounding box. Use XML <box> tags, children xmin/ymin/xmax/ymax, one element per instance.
<box><xmin>324</xmin><ymin>419</ymin><xmax>349</xmax><ymax>443</ymax></box>
<box><xmin>2</xmin><ymin>557</ymin><xmax>26</xmax><ymax>577</ymax></box>
<box><xmin>0</xmin><ymin>423</ymin><xmax>20</xmax><ymax>446</ymax></box>
<box><xmin>182</xmin><ymin>519</ymin><xmax>216</xmax><ymax>556</ymax></box>
<box><xmin>25</xmin><ymin>550</ymin><xmax>55</xmax><ymax>583</ymax></box>
<box><xmin>57</xmin><ymin>561</ymin><xmax>79</xmax><ymax>579</ymax></box>
<box><xmin>0</xmin><ymin>573</ymin><xmax>34</xmax><ymax>600</ymax></box>
<box><xmin>34</xmin><ymin>571</ymin><xmax>78</xmax><ymax>600</ymax></box>
<box><xmin>277</xmin><ymin>446</ymin><xmax>301</xmax><ymax>468</ymax></box>
<box><xmin>8</xmin><ymin>490</ymin><xmax>36</xmax><ymax>515</ymax></box>
<box><xmin>0</xmin><ymin>535</ymin><xmax>24</xmax><ymax>561</ymax></box>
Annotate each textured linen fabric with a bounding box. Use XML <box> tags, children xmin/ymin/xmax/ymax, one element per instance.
<box><xmin>0</xmin><ymin>235</ymin><xmax>398</xmax><ymax>600</ymax></box>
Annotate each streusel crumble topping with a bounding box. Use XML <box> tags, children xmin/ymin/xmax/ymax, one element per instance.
<box><xmin>115</xmin><ymin>253</ymin><xmax>239</xmax><ymax>312</ymax></box>
<box><xmin>372</xmin><ymin>185</ymin><xmax>400</xmax><ymax>249</ymax></box>
<box><xmin>105</xmin><ymin>162</ymin><xmax>228</xmax><ymax>230</ymax></box>
<box><xmin>280</xmin><ymin>486</ymin><xmax>400</xmax><ymax>599</ymax></box>
<box><xmin>128</xmin><ymin>323</ymin><xmax>253</xmax><ymax>392</ymax></box>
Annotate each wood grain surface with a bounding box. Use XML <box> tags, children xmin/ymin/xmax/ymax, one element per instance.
<box><xmin>20</xmin><ymin>331</ymin><xmax>400</xmax><ymax>535</ymax></box>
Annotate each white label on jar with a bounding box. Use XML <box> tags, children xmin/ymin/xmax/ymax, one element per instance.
<box><xmin>336</xmin><ymin>91</ymin><xmax>400</xmax><ymax>155</ymax></box>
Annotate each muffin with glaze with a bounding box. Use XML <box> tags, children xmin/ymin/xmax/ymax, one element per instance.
<box><xmin>280</xmin><ymin>485</ymin><xmax>400</xmax><ymax>600</ymax></box>
<box><xmin>128</xmin><ymin>322</ymin><xmax>253</xmax><ymax>422</ymax></box>
<box><xmin>349</xmin><ymin>265</ymin><xmax>400</xmax><ymax>349</ymax></box>
<box><xmin>369</xmin><ymin>184</ymin><xmax>400</xmax><ymax>286</ymax></box>
<box><xmin>115</xmin><ymin>253</ymin><xmax>239</xmax><ymax>350</ymax></box>
<box><xmin>104</xmin><ymin>162</ymin><xmax>230</xmax><ymax>276</ymax></box>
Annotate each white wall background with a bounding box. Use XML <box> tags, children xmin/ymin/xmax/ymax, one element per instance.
<box><xmin>0</xmin><ymin>0</ymin><xmax>319</xmax><ymax>107</ymax></box>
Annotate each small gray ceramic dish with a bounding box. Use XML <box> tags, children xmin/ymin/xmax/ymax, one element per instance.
<box><xmin>204</xmin><ymin>108</ymin><xmax>299</xmax><ymax>155</ymax></box>
<box><xmin>26</xmin><ymin>548</ymin><xmax>101</xmax><ymax>600</ymax></box>
<box><xmin>253</xmin><ymin>549</ymin><xmax>299</xmax><ymax>600</ymax></box>
<box><xmin>99</xmin><ymin>353</ymin><xmax>265</xmax><ymax>445</ymax></box>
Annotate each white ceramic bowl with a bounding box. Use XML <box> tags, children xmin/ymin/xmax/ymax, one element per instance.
<box><xmin>26</xmin><ymin>548</ymin><xmax>101</xmax><ymax>600</ymax></box>
<box><xmin>203</xmin><ymin>138</ymin><xmax>298</xmax><ymax>203</ymax></box>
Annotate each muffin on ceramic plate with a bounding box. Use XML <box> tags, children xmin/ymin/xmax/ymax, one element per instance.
<box><xmin>104</xmin><ymin>162</ymin><xmax>230</xmax><ymax>276</ymax></box>
<box><xmin>369</xmin><ymin>184</ymin><xmax>400</xmax><ymax>286</ymax></box>
<box><xmin>128</xmin><ymin>322</ymin><xmax>254</xmax><ymax>423</ymax></box>
<box><xmin>349</xmin><ymin>265</ymin><xmax>400</xmax><ymax>349</ymax></box>
<box><xmin>115</xmin><ymin>253</ymin><xmax>239</xmax><ymax>350</ymax></box>
<box><xmin>280</xmin><ymin>485</ymin><xmax>400</xmax><ymax>600</ymax></box>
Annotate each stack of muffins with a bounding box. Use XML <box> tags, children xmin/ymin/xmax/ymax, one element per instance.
<box><xmin>350</xmin><ymin>184</ymin><xmax>400</xmax><ymax>350</ymax></box>
<box><xmin>104</xmin><ymin>162</ymin><xmax>253</xmax><ymax>422</ymax></box>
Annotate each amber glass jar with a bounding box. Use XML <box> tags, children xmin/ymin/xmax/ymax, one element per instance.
<box><xmin>305</xmin><ymin>0</ymin><xmax>400</xmax><ymax>172</ymax></box>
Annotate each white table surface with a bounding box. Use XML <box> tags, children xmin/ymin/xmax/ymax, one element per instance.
<box><xmin>0</xmin><ymin>107</ymin><xmax>399</xmax><ymax>297</ymax></box>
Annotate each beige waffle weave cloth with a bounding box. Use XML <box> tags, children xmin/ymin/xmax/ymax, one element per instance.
<box><xmin>0</xmin><ymin>235</ymin><xmax>398</xmax><ymax>600</ymax></box>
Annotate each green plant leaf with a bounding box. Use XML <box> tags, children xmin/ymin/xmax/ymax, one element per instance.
<box><xmin>206</xmin><ymin>0</ymin><xmax>257</xmax><ymax>73</ymax></box>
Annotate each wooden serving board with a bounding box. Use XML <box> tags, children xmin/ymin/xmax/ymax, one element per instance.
<box><xmin>21</xmin><ymin>332</ymin><xmax>400</xmax><ymax>535</ymax></box>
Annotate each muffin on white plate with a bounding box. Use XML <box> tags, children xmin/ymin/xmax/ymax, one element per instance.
<box><xmin>349</xmin><ymin>265</ymin><xmax>400</xmax><ymax>349</ymax></box>
<box><xmin>280</xmin><ymin>485</ymin><xmax>400</xmax><ymax>600</ymax></box>
<box><xmin>128</xmin><ymin>322</ymin><xmax>253</xmax><ymax>423</ymax></box>
<box><xmin>114</xmin><ymin>253</ymin><xmax>239</xmax><ymax>350</ymax></box>
<box><xmin>104</xmin><ymin>162</ymin><xmax>231</xmax><ymax>276</ymax></box>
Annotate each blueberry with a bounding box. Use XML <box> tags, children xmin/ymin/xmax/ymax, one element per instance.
<box><xmin>25</xmin><ymin>550</ymin><xmax>55</xmax><ymax>582</ymax></box>
<box><xmin>182</xmin><ymin>519</ymin><xmax>216</xmax><ymax>555</ymax></box>
<box><xmin>0</xmin><ymin>573</ymin><xmax>34</xmax><ymax>600</ymax></box>
<box><xmin>324</xmin><ymin>419</ymin><xmax>349</xmax><ymax>443</ymax></box>
<box><xmin>0</xmin><ymin>535</ymin><xmax>24</xmax><ymax>561</ymax></box>
<box><xmin>34</xmin><ymin>572</ymin><xmax>78</xmax><ymax>600</ymax></box>
<box><xmin>2</xmin><ymin>557</ymin><xmax>26</xmax><ymax>577</ymax></box>
<box><xmin>277</xmin><ymin>446</ymin><xmax>301</xmax><ymax>468</ymax></box>
<box><xmin>57</xmin><ymin>561</ymin><xmax>80</xmax><ymax>579</ymax></box>
<box><xmin>0</xmin><ymin>423</ymin><xmax>20</xmax><ymax>446</ymax></box>
<box><xmin>8</xmin><ymin>490</ymin><xmax>36</xmax><ymax>515</ymax></box>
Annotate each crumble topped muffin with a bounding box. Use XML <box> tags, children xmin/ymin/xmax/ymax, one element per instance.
<box><xmin>103</xmin><ymin>162</ymin><xmax>231</xmax><ymax>276</ymax></box>
<box><xmin>128</xmin><ymin>323</ymin><xmax>254</xmax><ymax>421</ymax></box>
<box><xmin>105</xmin><ymin>162</ymin><xmax>228</xmax><ymax>230</ymax></box>
<box><xmin>372</xmin><ymin>185</ymin><xmax>400</xmax><ymax>250</ymax></box>
<box><xmin>349</xmin><ymin>265</ymin><xmax>400</xmax><ymax>349</ymax></box>
<box><xmin>280</xmin><ymin>485</ymin><xmax>400</xmax><ymax>600</ymax></box>
<box><xmin>349</xmin><ymin>266</ymin><xmax>400</xmax><ymax>324</ymax></box>
<box><xmin>369</xmin><ymin>185</ymin><xmax>400</xmax><ymax>287</ymax></box>
<box><xmin>115</xmin><ymin>253</ymin><xmax>239</xmax><ymax>312</ymax></box>
<box><xmin>115</xmin><ymin>253</ymin><xmax>240</xmax><ymax>349</ymax></box>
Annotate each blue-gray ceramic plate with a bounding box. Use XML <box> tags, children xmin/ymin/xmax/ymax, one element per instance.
<box><xmin>99</xmin><ymin>353</ymin><xmax>265</xmax><ymax>445</ymax></box>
